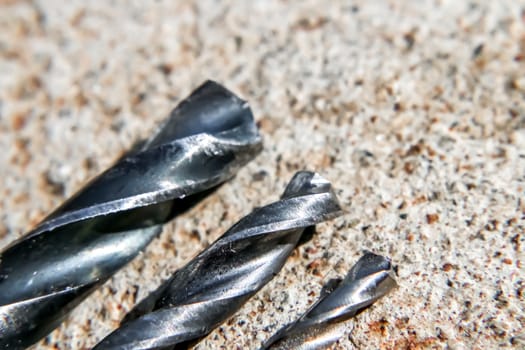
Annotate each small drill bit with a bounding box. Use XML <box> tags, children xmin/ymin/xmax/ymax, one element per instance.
<box><xmin>0</xmin><ymin>81</ymin><xmax>262</xmax><ymax>349</ymax></box>
<box><xmin>261</xmin><ymin>252</ymin><xmax>397</xmax><ymax>350</ymax></box>
<box><xmin>93</xmin><ymin>171</ymin><xmax>344</xmax><ymax>350</ymax></box>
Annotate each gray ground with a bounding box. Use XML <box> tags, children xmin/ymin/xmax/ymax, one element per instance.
<box><xmin>0</xmin><ymin>0</ymin><xmax>524</xmax><ymax>349</ymax></box>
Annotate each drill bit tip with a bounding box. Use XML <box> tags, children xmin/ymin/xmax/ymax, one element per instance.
<box><xmin>94</xmin><ymin>171</ymin><xmax>343</xmax><ymax>350</ymax></box>
<box><xmin>0</xmin><ymin>80</ymin><xmax>262</xmax><ymax>349</ymax></box>
<box><xmin>262</xmin><ymin>252</ymin><xmax>397</xmax><ymax>350</ymax></box>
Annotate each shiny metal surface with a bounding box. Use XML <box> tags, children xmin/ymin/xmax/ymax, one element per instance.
<box><xmin>0</xmin><ymin>80</ymin><xmax>262</xmax><ymax>349</ymax></box>
<box><xmin>94</xmin><ymin>171</ymin><xmax>344</xmax><ymax>350</ymax></box>
<box><xmin>262</xmin><ymin>252</ymin><xmax>397</xmax><ymax>350</ymax></box>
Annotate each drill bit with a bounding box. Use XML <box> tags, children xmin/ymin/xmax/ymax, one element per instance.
<box><xmin>261</xmin><ymin>252</ymin><xmax>397</xmax><ymax>350</ymax></box>
<box><xmin>93</xmin><ymin>171</ymin><xmax>344</xmax><ymax>350</ymax></box>
<box><xmin>0</xmin><ymin>80</ymin><xmax>262</xmax><ymax>349</ymax></box>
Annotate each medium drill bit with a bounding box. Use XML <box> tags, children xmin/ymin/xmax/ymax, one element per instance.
<box><xmin>0</xmin><ymin>80</ymin><xmax>262</xmax><ymax>349</ymax></box>
<box><xmin>261</xmin><ymin>252</ymin><xmax>397</xmax><ymax>350</ymax></box>
<box><xmin>94</xmin><ymin>171</ymin><xmax>344</xmax><ymax>350</ymax></box>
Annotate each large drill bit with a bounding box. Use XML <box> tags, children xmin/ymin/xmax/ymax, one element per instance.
<box><xmin>0</xmin><ymin>80</ymin><xmax>262</xmax><ymax>349</ymax></box>
<box><xmin>93</xmin><ymin>171</ymin><xmax>344</xmax><ymax>350</ymax></box>
<box><xmin>261</xmin><ymin>252</ymin><xmax>397</xmax><ymax>350</ymax></box>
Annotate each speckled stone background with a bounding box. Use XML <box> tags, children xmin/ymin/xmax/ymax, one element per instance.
<box><xmin>1</xmin><ymin>0</ymin><xmax>524</xmax><ymax>349</ymax></box>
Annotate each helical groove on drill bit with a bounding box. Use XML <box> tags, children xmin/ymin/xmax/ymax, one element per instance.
<box><xmin>261</xmin><ymin>252</ymin><xmax>397</xmax><ymax>350</ymax></box>
<box><xmin>0</xmin><ymin>80</ymin><xmax>262</xmax><ymax>349</ymax></box>
<box><xmin>94</xmin><ymin>171</ymin><xmax>344</xmax><ymax>350</ymax></box>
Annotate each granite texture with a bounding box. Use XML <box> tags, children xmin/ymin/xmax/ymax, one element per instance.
<box><xmin>1</xmin><ymin>0</ymin><xmax>524</xmax><ymax>349</ymax></box>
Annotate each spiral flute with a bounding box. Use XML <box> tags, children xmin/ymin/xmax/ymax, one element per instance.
<box><xmin>262</xmin><ymin>252</ymin><xmax>397</xmax><ymax>350</ymax></box>
<box><xmin>94</xmin><ymin>171</ymin><xmax>344</xmax><ymax>350</ymax></box>
<box><xmin>0</xmin><ymin>81</ymin><xmax>262</xmax><ymax>349</ymax></box>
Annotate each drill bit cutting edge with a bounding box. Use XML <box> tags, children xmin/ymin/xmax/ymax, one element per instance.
<box><xmin>93</xmin><ymin>171</ymin><xmax>344</xmax><ymax>350</ymax></box>
<box><xmin>0</xmin><ymin>81</ymin><xmax>262</xmax><ymax>349</ymax></box>
<box><xmin>261</xmin><ymin>252</ymin><xmax>397</xmax><ymax>350</ymax></box>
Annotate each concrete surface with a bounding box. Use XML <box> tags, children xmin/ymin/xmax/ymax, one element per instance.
<box><xmin>0</xmin><ymin>0</ymin><xmax>524</xmax><ymax>349</ymax></box>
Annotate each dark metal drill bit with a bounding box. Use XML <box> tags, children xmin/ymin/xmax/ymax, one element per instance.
<box><xmin>0</xmin><ymin>80</ymin><xmax>262</xmax><ymax>349</ymax></box>
<box><xmin>261</xmin><ymin>252</ymin><xmax>397</xmax><ymax>350</ymax></box>
<box><xmin>93</xmin><ymin>171</ymin><xmax>344</xmax><ymax>350</ymax></box>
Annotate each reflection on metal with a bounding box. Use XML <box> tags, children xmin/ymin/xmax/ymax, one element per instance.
<box><xmin>0</xmin><ymin>81</ymin><xmax>262</xmax><ymax>349</ymax></box>
<box><xmin>94</xmin><ymin>171</ymin><xmax>343</xmax><ymax>350</ymax></box>
<box><xmin>262</xmin><ymin>252</ymin><xmax>397</xmax><ymax>350</ymax></box>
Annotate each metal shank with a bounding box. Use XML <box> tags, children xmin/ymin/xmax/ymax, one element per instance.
<box><xmin>94</xmin><ymin>171</ymin><xmax>344</xmax><ymax>350</ymax></box>
<box><xmin>0</xmin><ymin>81</ymin><xmax>262</xmax><ymax>349</ymax></box>
<box><xmin>262</xmin><ymin>252</ymin><xmax>397</xmax><ymax>350</ymax></box>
